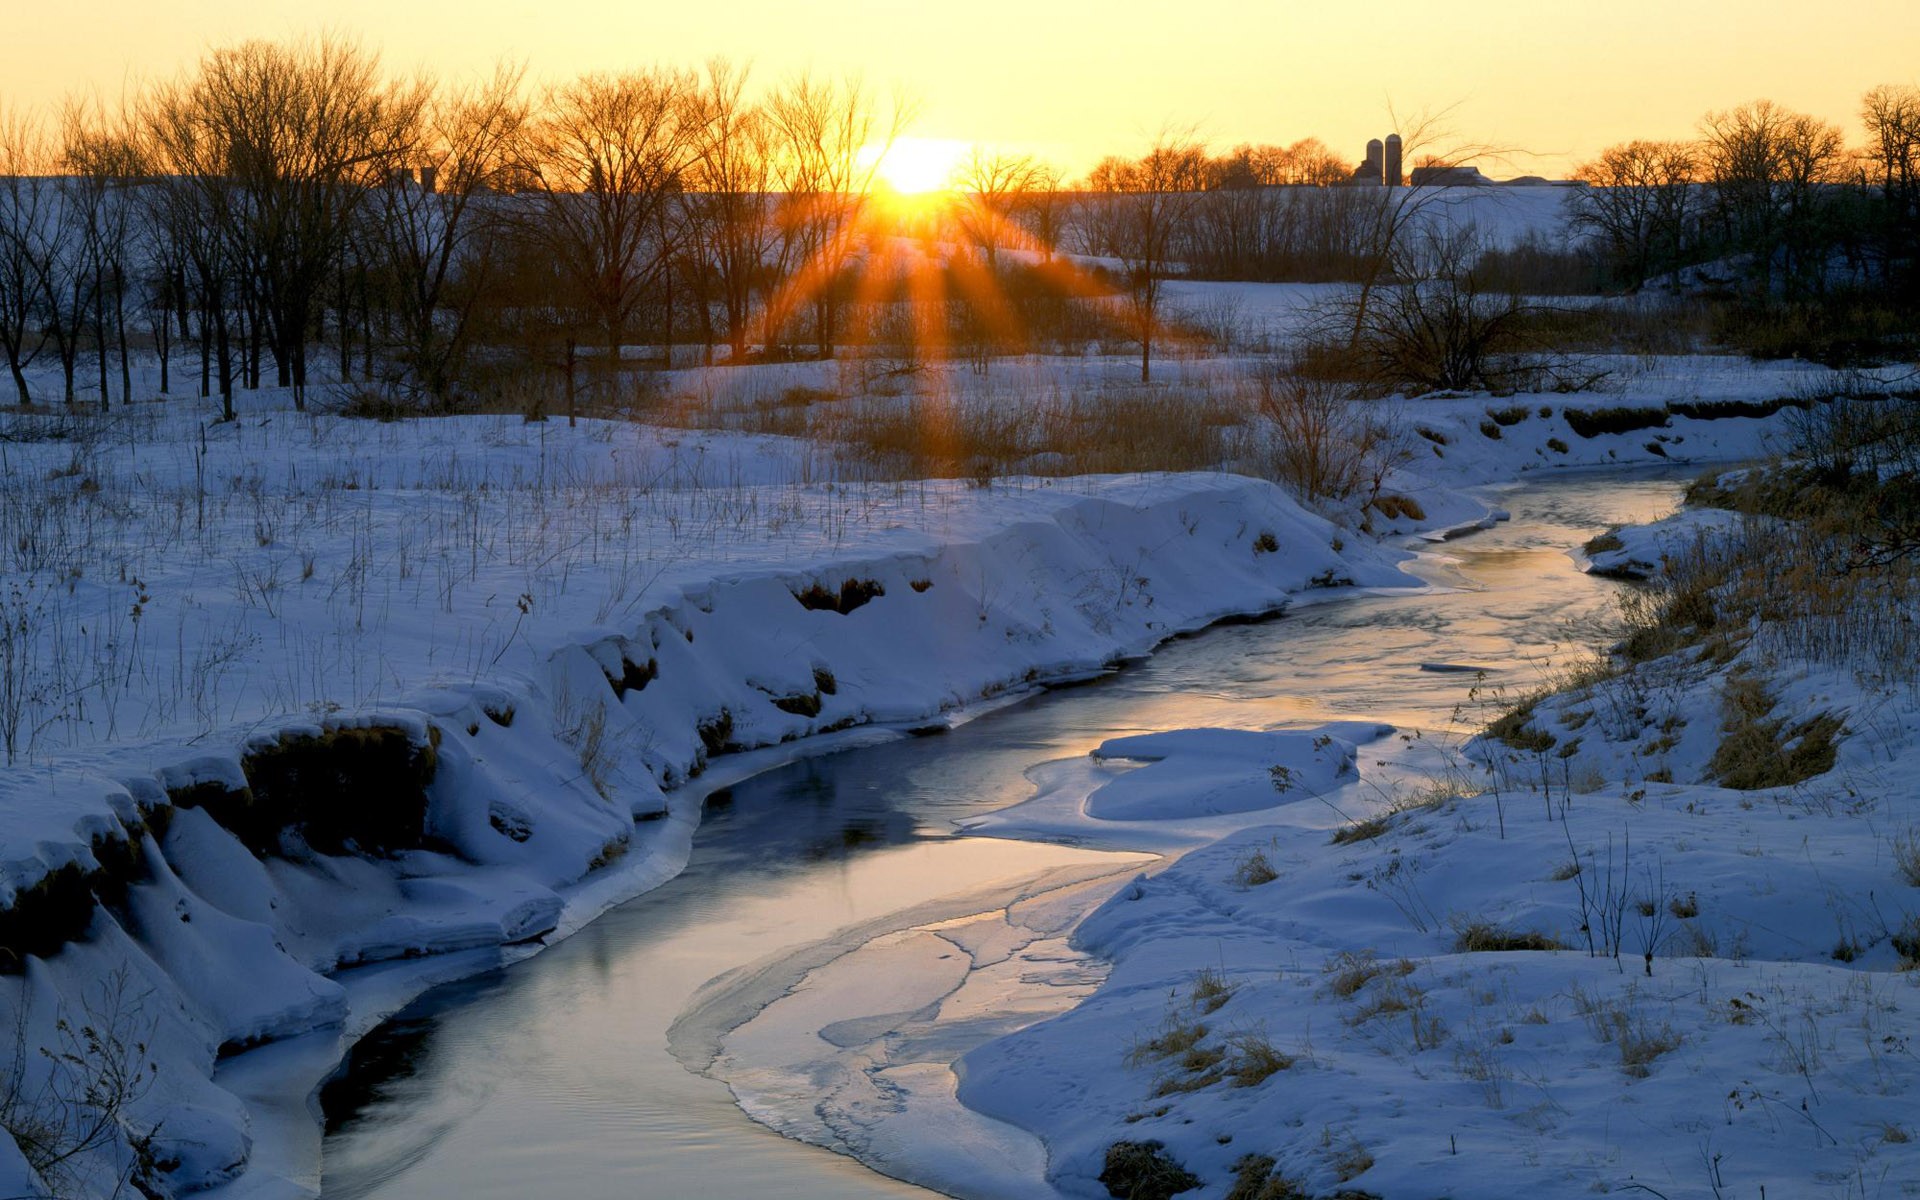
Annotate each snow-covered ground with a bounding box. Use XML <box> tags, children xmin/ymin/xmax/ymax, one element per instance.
<box><xmin>0</xmin><ymin>341</ymin><xmax>1856</xmax><ymax>1199</ymax></box>
<box><xmin>943</xmin><ymin>513</ymin><xmax>1920</xmax><ymax>1197</ymax></box>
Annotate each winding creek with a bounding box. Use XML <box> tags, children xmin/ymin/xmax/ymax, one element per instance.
<box><xmin>314</xmin><ymin>469</ymin><xmax>1689</xmax><ymax>1199</ymax></box>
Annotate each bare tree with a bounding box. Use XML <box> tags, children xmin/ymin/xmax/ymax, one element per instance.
<box><xmin>372</xmin><ymin>63</ymin><xmax>527</xmax><ymax>405</ymax></box>
<box><xmin>1012</xmin><ymin>160</ymin><xmax>1066</xmax><ymax>264</ymax></box>
<box><xmin>60</xmin><ymin>96</ymin><xmax>143</xmax><ymax>410</ymax></box>
<box><xmin>523</xmin><ymin>67</ymin><xmax>697</xmax><ymax>408</ymax></box>
<box><xmin>159</xmin><ymin>37</ymin><xmax>422</xmax><ymax>409</ymax></box>
<box><xmin>144</xmin><ymin>71</ymin><xmax>244</xmax><ymax>416</ymax></box>
<box><xmin>35</xmin><ymin>176</ymin><xmax>95</xmax><ymax>407</ymax></box>
<box><xmin>1086</xmin><ymin>130</ymin><xmax>1206</xmax><ymax>381</ymax></box>
<box><xmin>680</xmin><ymin>59</ymin><xmax>778</xmax><ymax>365</ymax></box>
<box><xmin>1333</xmin><ymin>109</ymin><xmax>1505</xmax><ymax>352</ymax></box>
<box><xmin>764</xmin><ymin>73</ymin><xmax>905</xmax><ymax>357</ymax></box>
<box><xmin>1861</xmin><ymin>84</ymin><xmax>1920</xmax><ymax>290</ymax></box>
<box><xmin>1699</xmin><ymin>99</ymin><xmax>1846</xmax><ymax>296</ymax></box>
<box><xmin>0</xmin><ymin>112</ymin><xmax>53</xmax><ymax>407</ymax></box>
<box><xmin>1566</xmin><ymin>139</ymin><xmax>1701</xmax><ymax>288</ymax></box>
<box><xmin>952</xmin><ymin>147</ymin><xmax>1042</xmax><ymax>271</ymax></box>
<box><xmin>1346</xmin><ymin>227</ymin><xmax>1537</xmax><ymax>394</ymax></box>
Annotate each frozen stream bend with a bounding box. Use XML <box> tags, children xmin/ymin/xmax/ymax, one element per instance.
<box><xmin>315</xmin><ymin>470</ymin><xmax>1687</xmax><ymax>1200</ymax></box>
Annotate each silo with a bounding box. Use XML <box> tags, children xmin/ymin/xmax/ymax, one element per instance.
<box><xmin>1364</xmin><ymin>139</ymin><xmax>1384</xmax><ymax>185</ymax></box>
<box><xmin>1384</xmin><ymin>134</ymin><xmax>1403</xmax><ymax>187</ymax></box>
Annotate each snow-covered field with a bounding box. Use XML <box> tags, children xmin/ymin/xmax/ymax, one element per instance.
<box><xmin>0</xmin><ymin>336</ymin><xmax>1874</xmax><ymax>1199</ymax></box>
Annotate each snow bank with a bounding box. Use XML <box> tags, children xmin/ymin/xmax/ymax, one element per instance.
<box><xmin>0</xmin><ymin>427</ymin><xmax>1417</xmax><ymax>1198</ymax></box>
<box><xmin>1084</xmin><ymin>728</ymin><xmax>1358</xmax><ymax>820</ymax></box>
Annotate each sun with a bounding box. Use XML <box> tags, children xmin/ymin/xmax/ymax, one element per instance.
<box><xmin>864</xmin><ymin>137</ymin><xmax>969</xmax><ymax>197</ymax></box>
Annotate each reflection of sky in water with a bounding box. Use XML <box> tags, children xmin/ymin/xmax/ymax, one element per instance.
<box><xmin>318</xmin><ymin>471</ymin><xmax>1683</xmax><ymax>1200</ymax></box>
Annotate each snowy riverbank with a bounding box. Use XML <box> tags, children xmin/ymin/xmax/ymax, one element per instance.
<box><xmin>0</xmin><ymin>371</ymin><xmax>1813</xmax><ymax>1198</ymax></box>
<box><xmin>950</xmin><ymin>507</ymin><xmax>1920</xmax><ymax>1200</ymax></box>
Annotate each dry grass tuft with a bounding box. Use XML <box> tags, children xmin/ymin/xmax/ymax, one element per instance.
<box><xmin>1232</xmin><ymin>847</ymin><xmax>1279</xmax><ymax>887</ymax></box>
<box><xmin>1451</xmin><ymin>922</ymin><xmax>1564</xmax><ymax>953</ymax></box>
<box><xmin>1190</xmin><ymin>967</ymin><xmax>1238</xmax><ymax>1014</ymax></box>
<box><xmin>1330</xmin><ymin>814</ymin><xmax>1391</xmax><ymax>845</ymax></box>
<box><xmin>1704</xmin><ymin>674</ymin><xmax>1843</xmax><ymax>790</ymax></box>
<box><xmin>1225</xmin><ymin>1030</ymin><xmax>1295</xmax><ymax>1087</ymax></box>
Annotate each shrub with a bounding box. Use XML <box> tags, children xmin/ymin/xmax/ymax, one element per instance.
<box><xmin>1370</xmin><ymin>493</ymin><xmax>1426</xmax><ymax>521</ymax></box>
<box><xmin>1127</xmin><ymin>1017</ymin><xmax>1209</xmax><ymax>1066</ymax></box>
<box><xmin>609</xmin><ymin>656</ymin><xmax>656</xmax><ymax>696</ymax></box>
<box><xmin>779</xmin><ymin>384</ymin><xmax>837</xmax><ymax>407</ymax></box>
<box><xmin>1668</xmin><ymin>397</ymin><xmax>1804</xmax><ymax>421</ymax></box>
<box><xmin>1225</xmin><ymin>1031</ymin><xmax>1295</xmax><ymax>1087</ymax></box>
<box><xmin>1325</xmin><ymin>1132</ymin><xmax>1375</xmax><ymax>1182</ymax></box>
<box><xmin>1894</xmin><ymin>829</ymin><xmax>1920</xmax><ymax>887</ymax></box>
<box><xmin>1152</xmin><ymin>1043</ymin><xmax>1228</xmax><ymax>1096</ymax></box>
<box><xmin>770</xmin><ymin>691</ymin><xmax>822</xmax><ymax>717</ymax></box>
<box><xmin>1704</xmin><ymin>676</ymin><xmax>1842</xmax><ymax>790</ymax></box>
<box><xmin>1452</xmin><ymin>922</ymin><xmax>1564</xmax><ymax>953</ymax></box>
<box><xmin>1232</xmin><ymin>848</ymin><xmax>1279</xmax><ymax>887</ymax></box>
<box><xmin>1226</xmin><ymin>1155</ymin><xmax>1308</xmax><ymax>1200</ymax></box>
<box><xmin>1255</xmin><ymin>372</ymin><xmax>1413</xmax><ymax>505</ymax></box>
<box><xmin>1892</xmin><ymin>915</ymin><xmax>1920</xmax><ymax>969</ymax></box>
<box><xmin>1487</xmin><ymin>701</ymin><xmax>1556</xmax><ymax>752</ymax></box>
<box><xmin>697</xmin><ymin>709</ymin><xmax>736</xmax><ymax>757</ymax></box>
<box><xmin>1098</xmin><ymin>1141</ymin><xmax>1201</xmax><ymax>1200</ymax></box>
<box><xmin>0</xmin><ymin>969</ymin><xmax>161</xmax><ymax>1196</ymax></box>
<box><xmin>1329</xmin><ymin>814</ymin><xmax>1390</xmax><ymax>845</ymax></box>
<box><xmin>1323</xmin><ymin>950</ymin><xmax>1408</xmax><ymax>999</ymax></box>
<box><xmin>1574</xmin><ymin>986</ymin><xmax>1682</xmax><ymax>1077</ymax></box>
<box><xmin>1191</xmin><ymin>967</ymin><xmax>1237</xmax><ymax>1014</ymax></box>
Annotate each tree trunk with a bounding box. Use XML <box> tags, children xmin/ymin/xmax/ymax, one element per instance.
<box><xmin>114</xmin><ymin>266</ymin><xmax>130</xmax><ymax>406</ymax></box>
<box><xmin>216</xmin><ymin>307</ymin><xmax>234</xmax><ymax>422</ymax></box>
<box><xmin>96</xmin><ymin>284</ymin><xmax>111</xmax><ymax>413</ymax></box>
<box><xmin>565</xmin><ymin>335</ymin><xmax>578</xmax><ymax>428</ymax></box>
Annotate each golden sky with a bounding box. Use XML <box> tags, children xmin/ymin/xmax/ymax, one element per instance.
<box><xmin>8</xmin><ymin>0</ymin><xmax>1917</xmax><ymax>178</ymax></box>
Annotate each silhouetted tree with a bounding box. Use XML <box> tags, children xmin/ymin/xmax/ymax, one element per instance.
<box><xmin>952</xmin><ymin>148</ymin><xmax>1042</xmax><ymax>271</ymax></box>
<box><xmin>765</xmin><ymin>74</ymin><xmax>903</xmax><ymax>357</ymax></box>
<box><xmin>1862</xmin><ymin>84</ymin><xmax>1920</xmax><ymax>292</ymax></box>
<box><xmin>1087</xmin><ymin>130</ymin><xmax>1206</xmax><ymax>381</ymax></box>
<box><xmin>146</xmin><ymin>36</ymin><xmax>422</xmax><ymax>409</ymax></box>
<box><xmin>61</xmin><ymin>97</ymin><xmax>143</xmax><ymax>409</ymax></box>
<box><xmin>680</xmin><ymin>59</ymin><xmax>777</xmax><ymax>364</ymax></box>
<box><xmin>1700</xmin><ymin>100</ymin><xmax>1846</xmax><ymax>296</ymax></box>
<box><xmin>0</xmin><ymin>112</ymin><xmax>53</xmax><ymax>406</ymax></box>
<box><xmin>372</xmin><ymin>63</ymin><xmax>527</xmax><ymax>405</ymax></box>
<box><xmin>522</xmin><ymin>67</ymin><xmax>696</xmax><ymax>412</ymax></box>
<box><xmin>1566</xmin><ymin>140</ymin><xmax>1700</xmax><ymax>288</ymax></box>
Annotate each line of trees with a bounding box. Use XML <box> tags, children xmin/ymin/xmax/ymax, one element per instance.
<box><xmin>5</xmin><ymin>37</ymin><xmax>1917</xmax><ymax>412</ymax></box>
<box><xmin>1569</xmin><ymin>89</ymin><xmax>1920</xmax><ymax>301</ymax></box>
<box><xmin>0</xmin><ymin>38</ymin><xmax>912</xmax><ymax>413</ymax></box>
